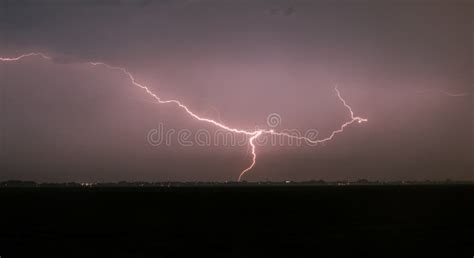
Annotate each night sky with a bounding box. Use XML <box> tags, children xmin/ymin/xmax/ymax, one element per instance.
<box><xmin>1</xmin><ymin>0</ymin><xmax>472</xmax><ymax>182</ymax></box>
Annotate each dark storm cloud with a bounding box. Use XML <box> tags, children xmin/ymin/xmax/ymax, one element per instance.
<box><xmin>1</xmin><ymin>0</ymin><xmax>472</xmax><ymax>182</ymax></box>
<box><xmin>3</xmin><ymin>0</ymin><xmax>153</xmax><ymax>7</ymax></box>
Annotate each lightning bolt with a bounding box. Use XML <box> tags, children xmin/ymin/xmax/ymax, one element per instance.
<box><xmin>1</xmin><ymin>52</ymin><xmax>368</xmax><ymax>181</ymax></box>
<box><xmin>238</xmin><ymin>131</ymin><xmax>262</xmax><ymax>182</ymax></box>
<box><xmin>0</xmin><ymin>52</ymin><xmax>51</xmax><ymax>61</ymax></box>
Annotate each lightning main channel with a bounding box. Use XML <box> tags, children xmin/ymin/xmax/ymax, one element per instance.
<box><xmin>1</xmin><ymin>52</ymin><xmax>368</xmax><ymax>181</ymax></box>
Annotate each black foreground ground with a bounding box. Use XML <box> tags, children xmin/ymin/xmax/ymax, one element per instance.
<box><xmin>1</xmin><ymin>185</ymin><xmax>473</xmax><ymax>257</ymax></box>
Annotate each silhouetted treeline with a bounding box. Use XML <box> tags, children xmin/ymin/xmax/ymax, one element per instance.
<box><xmin>1</xmin><ymin>179</ymin><xmax>472</xmax><ymax>188</ymax></box>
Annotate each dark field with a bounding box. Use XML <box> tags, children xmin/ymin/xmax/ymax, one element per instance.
<box><xmin>1</xmin><ymin>185</ymin><xmax>473</xmax><ymax>257</ymax></box>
